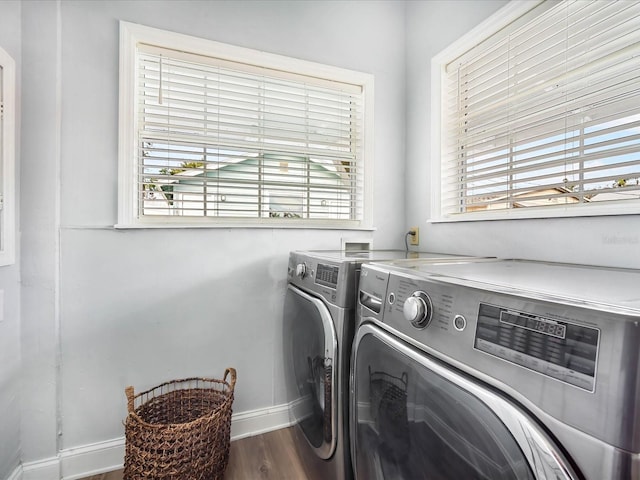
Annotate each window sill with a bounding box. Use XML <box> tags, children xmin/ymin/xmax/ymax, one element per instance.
<box><xmin>114</xmin><ymin>222</ymin><xmax>375</xmax><ymax>231</ymax></box>
<box><xmin>430</xmin><ymin>201</ymin><xmax>640</xmax><ymax>223</ymax></box>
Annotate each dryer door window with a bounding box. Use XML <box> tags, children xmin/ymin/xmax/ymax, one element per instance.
<box><xmin>284</xmin><ymin>285</ymin><xmax>338</xmax><ymax>459</ymax></box>
<box><xmin>350</xmin><ymin>324</ymin><xmax>577</xmax><ymax>480</ymax></box>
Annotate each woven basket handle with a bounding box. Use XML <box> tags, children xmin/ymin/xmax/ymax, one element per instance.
<box><xmin>125</xmin><ymin>386</ymin><xmax>135</xmax><ymax>413</ymax></box>
<box><xmin>224</xmin><ymin>368</ymin><xmax>237</xmax><ymax>391</ymax></box>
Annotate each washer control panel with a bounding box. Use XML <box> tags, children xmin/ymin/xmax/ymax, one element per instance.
<box><xmin>315</xmin><ymin>263</ymin><xmax>340</xmax><ymax>288</ymax></box>
<box><xmin>288</xmin><ymin>252</ymin><xmax>360</xmax><ymax>308</ymax></box>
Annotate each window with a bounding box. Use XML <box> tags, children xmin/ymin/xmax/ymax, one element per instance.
<box><xmin>433</xmin><ymin>0</ymin><xmax>640</xmax><ymax>220</ymax></box>
<box><xmin>0</xmin><ymin>45</ymin><xmax>15</xmax><ymax>266</ymax></box>
<box><xmin>118</xmin><ymin>22</ymin><xmax>373</xmax><ymax>228</ymax></box>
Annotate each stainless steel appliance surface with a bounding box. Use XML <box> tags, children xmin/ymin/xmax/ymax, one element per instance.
<box><xmin>282</xmin><ymin>250</ymin><xmax>487</xmax><ymax>480</ymax></box>
<box><xmin>353</xmin><ymin>259</ymin><xmax>640</xmax><ymax>480</ymax></box>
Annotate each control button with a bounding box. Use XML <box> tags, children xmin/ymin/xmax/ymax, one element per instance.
<box><xmin>388</xmin><ymin>292</ymin><xmax>396</xmax><ymax>305</ymax></box>
<box><xmin>295</xmin><ymin>263</ymin><xmax>307</xmax><ymax>278</ymax></box>
<box><xmin>403</xmin><ymin>291</ymin><xmax>433</xmax><ymax>329</ymax></box>
<box><xmin>453</xmin><ymin>314</ymin><xmax>467</xmax><ymax>331</ymax></box>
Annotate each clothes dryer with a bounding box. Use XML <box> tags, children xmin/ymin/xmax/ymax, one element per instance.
<box><xmin>283</xmin><ymin>250</ymin><xmax>484</xmax><ymax>480</ymax></box>
<box><xmin>353</xmin><ymin>259</ymin><xmax>640</xmax><ymax>479</ymax></box>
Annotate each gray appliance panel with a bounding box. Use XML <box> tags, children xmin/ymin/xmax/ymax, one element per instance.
<box><xmin>283</xmin><ymin>284</ymin><xmax>352</xmax><ymax>480</ymax></box>
<box><xmin>377</xmin><ymin>259</ymin><xmax>640</xmax><ymax>313</ymax></box>
<box><xmin>358</xmin><ymin>260</ymin><xmax>640</xmax><ymax>454</ymax></box>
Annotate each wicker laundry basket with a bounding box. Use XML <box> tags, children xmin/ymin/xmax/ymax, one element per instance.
<box><xmin>123</xmin><ymin>368</ymin><xmax>237</xmax><ymax>480</ymax></box>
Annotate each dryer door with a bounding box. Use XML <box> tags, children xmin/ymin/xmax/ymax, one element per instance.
<box><xmin>284</xmin><ymin>284</ymin><xmax>338</xmax><ymax>460</ymax></box>
<box><xmin>350</xmin><ymin>323</ymin><xmax>579</xmax><ymax>480</ymax></box>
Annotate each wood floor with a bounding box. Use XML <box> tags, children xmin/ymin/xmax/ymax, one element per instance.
<box><xmin>81</xmin><ymin>427</ymin><xmax>316</xmax><ymax>480</ymax></box>
<box><xmin>225</xmin><ymin>427</ymin><xmax>314</xmax><ymax>479</ymax></box>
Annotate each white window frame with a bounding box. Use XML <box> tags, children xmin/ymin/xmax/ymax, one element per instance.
<box><xmin>431</xmin><ymin>0</ymin><xmax>640</xmax><ymax>222</ymax></box>
<box><xmin>0</xmin><ymin>45</ymin><xmax>16</xmax><ymax>266</ymax></box>
<box><xmin>117</xmin><ymin>22</ymin><xmax>374</xmax><ymax>229</ymax></box>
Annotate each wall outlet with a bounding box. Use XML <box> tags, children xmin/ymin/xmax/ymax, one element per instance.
<box><xmin>409</xmin><ymin>227</ymin><xmax>419</xmax><ymax>246</ymax></box>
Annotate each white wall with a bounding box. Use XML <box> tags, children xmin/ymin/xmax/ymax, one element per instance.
<box><xmin>12</xmin><ymin>0</ymin><xmax>639</xmax><ymax>476</ymax></box>
<box><xmin>17</xmin><ymin>0</ymin><xmax>408</xmax><ymax>468</ymax></box>
<box><xmin>20</xmin><ymin>0</ymin><xmax>63</xmax><ymax>469</ymax></box>
<box><xmin>0</xmin><ymin>2</ymin><xmax>22</xmax><ymax>478</ymax></box>
<box><xmin>405</xmin><ymin>0</ymin><xmax>640</xmax><ymax>269</ymax></box>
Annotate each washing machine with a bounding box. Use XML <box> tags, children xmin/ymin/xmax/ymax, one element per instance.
<box><xmin>282</xmin><ymin>250</ymin><xmax>486</xmax><ymax>480</ymax></box>
<box><xmin>353</xmin><ymin>259</ymin><xmax>640</xmax><ymax>479</ymax></box>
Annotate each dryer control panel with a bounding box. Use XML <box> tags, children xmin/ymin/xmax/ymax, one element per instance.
<box><xmin>474</xmin><ymin>303</ymin><xmax>599</xmax><ymax>391</ymax></box>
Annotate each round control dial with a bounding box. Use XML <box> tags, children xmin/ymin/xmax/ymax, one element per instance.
<box><xmin>403</xmin><ymin>291</ymin><xmax>433</xmax><ymax>329</ymax></box>
<box><xmin>295</xmin><ymin>263</ymin><xmax>307</xmax><ymax>278</ymax></box>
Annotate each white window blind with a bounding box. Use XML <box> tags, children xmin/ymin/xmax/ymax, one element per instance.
<box><xmin>118</xmin><ymin>23</ymin><xmax>372</xmax><ymax>228</ymax></box>
<box><xmin>441</xmin><ymin>0</ymin><xmax>640</xmax><ymax>218</ymax></box>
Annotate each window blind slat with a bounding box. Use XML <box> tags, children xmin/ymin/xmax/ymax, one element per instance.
<box><xmin>138</xmin><ymin>43</ymin><xmax>364</xmax><ymax>95</ymax></box>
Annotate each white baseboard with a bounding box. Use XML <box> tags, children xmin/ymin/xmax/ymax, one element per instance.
<box><xmin>230</xmin><ymin>403</ymin><xmax>292</xmax><ymax>440</ymax></box>
<box><xmin>21</xmin><ymin>457</ymin><xmax>59</xmax><ymax>480</ymax></box>
<box><xmin>13</xmin><ymin>403</ymin><xmax>293</xmax><ymax>480</ymax></box>
<box><xmin>59</xmin><ymin>437</ymin><xmax>125</xmax><ymax>480</ymax></box>
<box><xmin>6</xmin><ymin>464</ymin><xmax>22</xmax><ymax>480</ymax></box>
